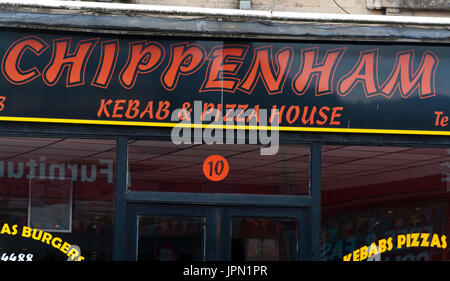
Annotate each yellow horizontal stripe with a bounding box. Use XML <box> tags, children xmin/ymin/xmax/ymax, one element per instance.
<box><xmin>0</xmin><ymin>116</ymin><xmax>449</xmax><ymax>136</ymax></box>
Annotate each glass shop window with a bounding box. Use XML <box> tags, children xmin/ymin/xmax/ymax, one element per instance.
<box><xmin>321</xmin><ymin>145</ymin><xmax>450</xmax><ymax>261</ymax></box>
<box><xmin>138</xmin><ymin>216</ymin><xmax>205</xmax><ymax>261</ymax></box>
<box><xmin>0</xmin><ymin>137</ymin><xmax>116</xmax><ymax>261</ymax></box>
<box><xmin>231</xmin><ymin>218</ymin><xmax>298</xmax><ymax>261</ymax></box>
<box><xmin>127</xmin><ymin>140</ymin><xmax>310</xmax><ymax>195</ymax></box>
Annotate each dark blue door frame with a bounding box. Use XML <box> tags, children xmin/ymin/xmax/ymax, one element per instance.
<box><xmin>125</xmin><ymin>203</ymin><xmax>307</xmax><ymax>261</ymax></box>
<box><xmin>219</xmin><ymin>206</ymin><xmax>308</xmax><ymax>261</ymax></box>
<box><xmin>1</xmin><ymin>123</ymin><xmax>448</xmax><ymax>261</ymax></box>
<box><xmin>125</xmin><ymin>203</ymin><xmax>219</xmax><ymax>261</ymax></box>
<box><xmin>113</xmin><ymin>138</ymin><xmax>317</xmax><ymax>261</ymax></box>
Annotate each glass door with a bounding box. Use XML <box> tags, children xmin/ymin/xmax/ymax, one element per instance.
<box><xmin>219</xmin><ymin>207</ymin><xmax>307</xmax><ymax>261</ymax></box>
<box><xmin>126</xmin><ymin>204</ymin><xmax>308</xmax><ymax>261</ymax></box>
<box><xmin>126</xmin><ymin>203</ymin><xmax>218</xmax><ymax>261</ymax></box>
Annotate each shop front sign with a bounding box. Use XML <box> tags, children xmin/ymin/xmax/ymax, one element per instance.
<box><xmin>0</xmin><ymin>31</ymin><xmax>449</xmax><ymax>135</ymax></box>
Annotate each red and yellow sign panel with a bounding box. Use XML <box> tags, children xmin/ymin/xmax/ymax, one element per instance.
<box><xmin>0</xmin><ymin>30</ymin><xmax>449</xmax><ymax>135</ymax></box>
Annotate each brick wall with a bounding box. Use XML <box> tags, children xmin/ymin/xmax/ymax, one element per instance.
<box><xmin>130</xmin><ymin>0</ymin><xmax>450</xmax><ymax>16</ymax></box>
<box><xmin>133</xmin><ymin>0</ymin><xmax>374</xmax><ymax>14</ymax></box>
<box><xmin>251</xmin><ymin>0</ymin><xmax>380</xmax><ymax>15</ymax></box>
<box><xmin>133</xmin><ymin>0</ymin><xmax>240</xmax><ymax>9</ymax></box>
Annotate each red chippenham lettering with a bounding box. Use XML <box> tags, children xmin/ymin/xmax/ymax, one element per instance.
<box><xmin>119</xmin><ymin>40</ymin><xmax>165</xmax><ymax>89</ymax></box>
<box><xmin>0</xmin><ymin>36</ymin><xmax>439</xmax><ymax>99</ymax></box>
<box><xmin>161</xmin><ymin>42</ymin><xmax>207</xmax><ymax>91</ymax></box>
<box><xmin>42</xmin><ymin>37</ymin><xmax>99</xmax><ymax>87</ymax></box>
<box><xmin>2</xmin><ymin>36</ymin><xmax>49</xmax><ymax>85</ymax></box>
<box><xmin>292</xmin><ymin>47</ymin><xmax>346</xmax><ymax>96</ymax></box>
<box><xmin>238</xmin><ymin>46</ymin><xmax>294</xmax><ymax>95</ymax></box>
<box><xmin>91</xmin><ymin>39</ymin><xmax>119</xmax><ymax>89</ymax></box>
<box><xmin>199</xmin><ymin>44</ymin><xmax>249</xmax><ymax>93</ymax></box>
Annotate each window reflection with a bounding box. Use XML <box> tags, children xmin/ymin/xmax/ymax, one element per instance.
<box><xmin>231</xmin><ymin>218</ymin><xmax>297</xmax><ymax>261</ymax></box>
<box><xmin>0</xmin><ymin>137</ymin><xmax>115</xmax><ymax>261</ymax></box>
<box><xmin>128</xmin><ymin>140</ymin><xmax>310</xmax><ymax>195</ymax></box>
<box><xmin>321</xmin><ymin>146</ymin><xmax>450</xmax><ymax>261</ymax></box>
<box><xmin>138</xmin><ymin>216</ymin><xmax>205</xmax><ymax>261</ymax></box>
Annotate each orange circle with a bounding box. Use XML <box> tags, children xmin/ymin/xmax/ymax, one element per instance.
<box><xmin>203</xmin><ymin>154</ymin><xmax>229</xmax><ymax>182</ymax></box>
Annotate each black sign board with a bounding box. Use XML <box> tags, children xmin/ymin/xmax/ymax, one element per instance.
<box><xmin>0</xmin><ymin>29</ymin><xmax>449</xmax><ymax>135</ymax></box>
